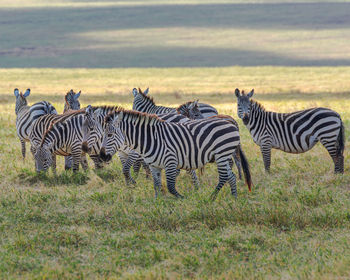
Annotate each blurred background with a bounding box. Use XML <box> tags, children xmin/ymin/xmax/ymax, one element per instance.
<box><xmin>1</xmin><ymin>0</ymin><xmax>350</xmax><ymax>68</ymax></box>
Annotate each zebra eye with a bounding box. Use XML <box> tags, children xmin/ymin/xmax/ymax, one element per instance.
<box><xmin>108</xmin><ymin>134</ymin><xmax>113</xmax><ymax>137</ymax></box>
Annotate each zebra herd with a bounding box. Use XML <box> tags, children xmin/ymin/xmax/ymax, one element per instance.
<box><xmin>14</xmin><ymin>87</ymin><xmax>345</xmax><ymax>199</ymax></box>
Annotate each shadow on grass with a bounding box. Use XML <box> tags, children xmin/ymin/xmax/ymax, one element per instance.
<box><xmin>18</xmin><ymin>168</ymin><xmax>89</xmax><ymax>186</ymax></box>
<box><xmin>94</xmin><ymin>167</ymin><xmax>123</xmax><ymax>183</ymax></box>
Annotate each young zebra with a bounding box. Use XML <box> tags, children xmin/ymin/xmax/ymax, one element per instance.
<box><xmin>34</xmin><ymin>108</ymin><xmax>103</xmax><ymax>173</ymax></box>
<box><xmin>235</xmin><ymin>88</ymin><xmax>345</xmax><ymax>173</ymax></box>
<box><xmin>132</xmin><ymin>88</ymin><xmax>218</xmax><ymax>117</ymax></box>
<box><xmin>14</xmin><ymin>88</ymin><xmax>57</xmax><ymax>159</ymax></box>
<box><xmin>100</xmin><ymin>109</ymin><xmax>252</xmax><ymax>199</ymax></box>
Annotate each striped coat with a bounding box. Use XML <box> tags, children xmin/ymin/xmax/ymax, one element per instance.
<box><xmin>101</xmin><ymin>110</ymin><xmax>252</xmax><ymax>199</ymax></box>
<box><xmin>14</xmin><ymin>88</ymin><xmax>57</xmax><ymax>159</ymax></box>
<box><xmin>235</xmin><ymin>88</ymin><xmax>345</xmax><ymax>173</ymax></box>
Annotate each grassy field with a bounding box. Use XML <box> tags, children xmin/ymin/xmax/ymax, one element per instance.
<box><xmin>0</xmin><ymin>67</ymin><xmax>350</xmax><ymax>279</ymax></box>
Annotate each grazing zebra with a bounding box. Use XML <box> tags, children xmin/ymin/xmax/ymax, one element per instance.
<box><xmin>235</xmin><ymin>88</ymin><xmax>345</xmax><ymax>173</ymax></box>
<box><xmin>34</xmin><ymin>108</ymin><xmax>103</xmax><ymax>173</ymax></box>
<box><xmin>14</xmin><ymin>88</ymin><xmax>57</xmax><ymax>159</ymax></box>
<box><xmin>63</xmin><ymin>89</ymin><xmax>82</xmax><ymax>170</ymax></box>
<box><xmin>98</xmin><ymin>110</ymin><xmax>203</xmax><ymax>186</ymax></box>
<box><xmin>83</xmin><ymin>103</ymin><xmax>203</xmax><ymax>185</ymax></box>
<box><xmin>100</xmin><ymin>109</ymin><xmax>252</xmax><ymax>199</ymax></box>
<box><xmin>132</xmin><ymin>88</ymin><xmax>218</xmax><ymax>117</ymax></box>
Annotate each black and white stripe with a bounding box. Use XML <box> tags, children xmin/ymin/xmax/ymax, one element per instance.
<box><xmin>100</xmin><ymin>110</ymin><xmax>252</xmax><ymax>199</ymax></box>
<box><xmin>14</xmin><ymin>88</ymin><xmax>57</xmax><ymax>159</ymax></box>
<box><xmin>33</xmin><ymin>109</ymin><xmax>102</xmax><ymax>173</ymax></box>
<box><xmin>132</xmin><ymin>88</ymin><xmax>218</xmax><ymax>117</ymax></box>
<box><xmin>235</xmin><ymin>88</ymin><xmax>345</xmax><ymax>173</ymax></box>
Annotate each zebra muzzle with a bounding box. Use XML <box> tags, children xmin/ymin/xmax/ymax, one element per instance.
<box><xmin>243</xmin><ymin>114</ymin><xmax>249</xmax><ymax>125</ymax></box>
<box><xmin>81</xmin><ymin>142</ymin><xmax>90</xmax><ymax>153</ymax></box>
<box><xmin>100</xmin><ymin>147</ymin><xmax>112</xmax><ymax>162</ymax></box>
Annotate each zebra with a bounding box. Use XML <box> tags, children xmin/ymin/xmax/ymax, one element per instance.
<box><xmin>132</xmin><ymin>87</ymin><xmax>243</xmax><ymax>178</ymax></box>
<box><xmin>82</xmin><ymin>102</ymin><xmax>204</xmax><ymax>185</ymax></box>
<box><xmin>100</xmin><ymin>109</ymin><xmax>252</xmax><ymax>199</ymax></box>
<box><xmin>34</xmin><ymin>108</ymin><xmax>103</xmax><ymax>173</ymax></box>
<box><xmin>235</xmin><ymin>88</ymin><xmax>345</xmax><ymax>173</ymax></box>
<box><xmin>98</xmin><ymin>110</ymin><xmax>203</xmax><ymax>187</ymax></box>
<box><xmin>63</xmin><ymin>89</ymin><xmax>82</xmax><ymax>170</ymax></box>
<box><xmin>64</xmin><ymin>89</ymin><xmax>81</xmax><ymax>112</ymax></box>
<box><xmin>14</xmin><ymin>88</ymin><xmax>57</xmax><ymax>160</ymax></box>
<box><xmin>132</xmin><ymin>88</ymin><xmax>218</xmax><ymax>117</ymax></box>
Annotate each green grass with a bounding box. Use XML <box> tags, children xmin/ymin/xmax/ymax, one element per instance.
<box><xmin>0</xmin><ymin>67</ymin><xmax>350</xmax><ymax>279</ymax></box>
<box><xmin>1</xmin><ymin>0</ymin><xmax>350</xmax><ymax>67</ymax></box>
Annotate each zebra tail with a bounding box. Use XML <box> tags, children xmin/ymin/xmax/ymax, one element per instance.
<box><xmin>337</xmin><ymin>119</ymin><xmax>345</xmax><ymax>157</ymax></box>
<box><xmin>238</xmin><ymin>146</ymin><xmax>252</xmax><ymax>192</ymax></box>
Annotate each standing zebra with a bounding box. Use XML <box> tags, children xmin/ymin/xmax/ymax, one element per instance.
<box><xmin>14</xmin><ymin>88</ymin><xmax>57</xmax><ymax>159</ymax></box>
<box><xmin>100</xmin><ymin>109</ymin><xmax>252</xmax><ymax>199</ymax></box>
<box><xmin>63</xmin><ymin>89</ymin><xmax>82</xmax><ymax>170</ymax></box>
<box><xmin>34</xmin><ymin>108</ymin><xmax>103</xmax><ymax>173</ymax></box>
<box><xmin>132</xmin><ymin>88</ymin><xmax>218</xmax><ymax>117</ymax></box>
<box><xmin>235</xmin><ymin>88</ymin><xmax>345</xmax><ymax>173</ymax></box>
<box><xmin>132</xmin><ymin>87</ymin><xmax>243</xmax><ymax>178</ymax></box>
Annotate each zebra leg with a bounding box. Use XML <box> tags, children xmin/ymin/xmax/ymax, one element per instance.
<box><xmin>71</xmin><ymin>149</ymin><xmax>81</xmax><ymax>172</ymax></box>
<box><xmin>81</xmin><ymin>154</ymin><xmax>89</xmax><ymax>171</ymax></box>
<box><xmin>64</xmin><ymin>156</ymin><xmax>72</xmax><ymax>170</ymax></box>
<box><xmin>260</xmin><ymin>143</ymin><xmax>272</xmax><ymax>173</ymax></box>
<box><xmin>142</xmin><ymin>161</ymin><xmax>151</xmax><ymax>178</ymax></box>
<box><xmin>175</xmin><ymin>169</ymin><xmax>181</xmax><ymax>177</ymax></box>
<box><xmin>227</xmin><ymin>165</ymin><xmax>237</xmax><ymax>198</ymax></box>
<box><xmin>51</xmin><ymin>154</ymin><xmax>57</xmax><ymax>175</ymax></box>
<box><xmin>210</xmin><ymin>160</ymin><xmax>229</xmax><ymax>201</ymax></box>
<box><xmin>132</xmin><ymin>158</ymin><xmax>142</xmax><ymax>178</ymax></box>
<box><xmin>123</xmin><ymin>153</ymin><xmax>138</xmax><ymax>185</ymax></box>
<box><xmin>320</xmin><ymin>139</ymin><xmax>344</xmax><ymax>174</ymax></box>
<box><xmin>150</xmin><ymin>166</ymin><xmax>162</xmax><ymax>198</ymax></box>
<box><xmin>187</xmin><ymin>170</ymin><xmax>200</xmax><ymax>189</ymax></box>
<box><xmin>20</xmin><ymin>139</ymin><xmax>26</xmax><ymax>160</ymax></box>
<box><xmin>165</xmin><ymin>164</ymin><xmax>184</xmax><ymax>198</ymax></box>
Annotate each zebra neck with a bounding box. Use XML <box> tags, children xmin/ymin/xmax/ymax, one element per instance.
<box><xmin>246</xmin><ymin>101</ymin><xmax>266</xmax><ymax>129</ymax></box>
<box><xmin>121</xmin><ymin>118</ymin><xmax>161</xmax><ymax>155</ymax></box>
<box><xmin>15</xmin><ymin>103</ymin><xmax>27</xmax><ymax>115</ymax></box>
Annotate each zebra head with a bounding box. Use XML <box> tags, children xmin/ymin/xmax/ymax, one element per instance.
<box><xmin>34</xmin><ymin>145</ymin><xmax>53</xmax><ymax>172</ymax></box>
<box><xmin>235</xmin><ymin>88</ymin><xmax>254</xmax><ymax>125</ymax></box>
<box><xmin>14</xmin><ymin>88</ymin><xmax>30</xmax><ymax>114</ymax></box>
<box><xmin>81</xmin><ymin>105</ymin><xmax>103</xmax><ymax>153</ymax></box>
<box><xmin>132</xmin><ymin>87</ymin><xmax>149</xmax><ymax>110</ymax></box>
<box><xmin>177</xmin><ymin>100</ymin><xmax>204</xmax><ymax>119</ymax></box>
<box><xmin>100</xmin><ymin>113</ymin><xmax>125</xmax><ymax>162</ymax></box>
<box><xmin>64</xmin><ymin>89</ymin><xmax>81</xmax><ymax>112</ymax></box>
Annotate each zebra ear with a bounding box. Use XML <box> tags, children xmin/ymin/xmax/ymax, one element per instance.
<box><xmin>247</xmin><ymin>89</ymin><xmax>254</xmax><ymax>98</ymax></box>
<box><xmin>23</xmin><ymin>89</ymin><xmax>30</xmax><ymax>97</ymax></box>
<box><xmin>194</xmin><ymin>100</ymin><xmax>199</xmax><ymax>107</ymax></box>
<box><xmin>235</xmin><ymin>88</ymin><xmax>240</xmax><ymax>98</ymax></box>
<box><xmin>14</xmin><ymin>88</ymin><xmax>19</xmax><ymax>97</ymax></box>
<box><xmin>75</xmin><ymin>91</ymin><xmax>81</xmax><ymax>100</ymax></box>
<box><xmin>132</xmin><ymin>88</ymin><xmax>138</xmax><ymax>97</ymax></box>
<box><xmin>143</xmin><ymin>88</ymin><xmax>149</xmax><ymax>95</ymax></box>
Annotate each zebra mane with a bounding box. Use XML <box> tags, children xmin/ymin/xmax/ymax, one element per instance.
<box><xmin>91</xmin><ymin>105</ymin><xmax>122</xmax><ymax>113</ymax></box>
<box><xmin>250</xmin><ymin>99</ymin><xmax>266</xmax><ymax>111</ymax></box>
<box><xmin>176</xmin><ymin>101</ymin><xmax>193</xmax><ymax>113</ymax></box>
<box><xmin>137</xmin><ymin>88</ymin><xmax>155</xmax><ymax>105</ymax></box>
<box><xmin>105</xmin><ymin>108</ymin><xmax>164</xmax><ymax>125</ymax></box>
<box><xmin>40</xmin><ymin>108</ymin><xmax>86</xmax><ymax>147</ymax></box>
